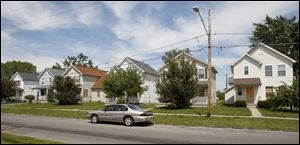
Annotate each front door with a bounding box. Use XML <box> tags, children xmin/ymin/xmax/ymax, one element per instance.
<box><xmin>246</xmin><ymin>87</ymin><xmax>254</xmax><ymax>103</ymax></box>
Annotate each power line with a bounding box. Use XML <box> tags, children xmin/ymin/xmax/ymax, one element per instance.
<box><xmin>214</xmin><ymin>32</ymin><xmax>299</xmax><ymax>35</ymax></box>
<box><xmin>96</xmin><ymin>34</ymin><xmax>207</xmax><ymax>67</ymax></box>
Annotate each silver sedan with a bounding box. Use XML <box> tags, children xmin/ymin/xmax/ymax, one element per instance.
<box><xmin>87</xmin><ymin>104</ymin><xmax>153</xmax><ymax>126</ymax></box>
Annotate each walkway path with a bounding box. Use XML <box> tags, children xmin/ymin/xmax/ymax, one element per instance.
<box><xmin>247</xmin><ymin>105</ymin><xmax>263</xmax><ymax>117</ymax></box>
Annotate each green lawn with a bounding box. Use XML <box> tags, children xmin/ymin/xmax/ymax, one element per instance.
<box><xmin>154</xmin><ymin>115</ymin><xmax>299</xmax><ymax>132</ymax></box>
<box><xmin>1</xmin><ymin>108</ymin><xmax>87</xmax><ymax>119</ymax></box>
<box><xmin>1</xmin><ymin>101</ymin><xmax>105</xmax><ymax>110</ymax></box>
<box><xmin>152</xmin><ymin>104</ymin><xmax>252</xmax><ymax>116</ymax></box>
<box><xmin>1</xmin><ymin>133</ymin><xmax>62</xmax><ymax>144</ymax></box>
<box><xmin>258</xmin><ymin>108</ymin><xmax>299</xmax><ymax>118</ymax></box>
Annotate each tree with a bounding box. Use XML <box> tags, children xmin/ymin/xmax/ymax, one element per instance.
<box><xmin>52</xmin><ymin>76</ymin><xmax>81</xmax><ymax>105</ymax></box>
<box><xmin>250</xmin><ymin>15</ymin><xmax>299</xmax><ymax>77</ymax></box>
<box><xmin>270</xmin><ymin>78</ymin><xmax>299</xmax><ymax>111</ymax></box>
<box><xmin>162</xmin><ymin>48</ymin><xmax>190</xmax><ymax>63</ymax></box>
<box><xmin>216</xmin><ymin>90</ymin><xmax>225</xmax><ymax>102</ymax></box>
<box><xmin>103</xmin><ymin>68</ymin><xmax>147</xmax><ymax>103</ymax></box>
<box><xmin>52</xmin><ymin>53</ymin><xmax>97</xmax><ymax>70</ymax></box>
<box><xmin>156</xmin><ymin>56</ymin><xmax>200</xmax><ymax>108</ymax></box>
<box><xmin>52</xmin><ymin>63</ymin><xmax>63</xmax><ymax>70</ymax></box>
<box><xmin>1</xmin><ymin>61</ymin><xmax>37</xmax><ymax>80</ymax></box>
<box><xmin>103</xmin><ymin>69</ymin><xmax>127</xmax><ymax>99</ymax></box>
<box><xmin>1</xmin><ymin>79</ymin><xmax>16</xmax><ymax>101</ymax></box>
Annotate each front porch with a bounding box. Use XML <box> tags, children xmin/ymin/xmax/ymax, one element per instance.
<box><xmin>32</xmin><ymin>85</ymin><xmax>51</xmax><ymax>101</ymax></box>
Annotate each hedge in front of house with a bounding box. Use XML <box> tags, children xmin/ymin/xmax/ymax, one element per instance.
<box><xmin>24</xmin><ymin>95</ymin><xmax>35</xmax><ymax>103</ymax></box>
<box><xmin>234</xmin><ymin>100</ymin><xmax>247</xmax><ymax>107</ymax></box>
<box><xmin>257</xmin><ymin>100</ymin><xmax>273</xmax><ymax>109</ymax></box>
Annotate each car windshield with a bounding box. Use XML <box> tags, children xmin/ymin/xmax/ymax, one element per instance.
<box><xmin>127</xmin><ymin>104</ymin><xmax>142</xmax><ymax>111</ymax></box>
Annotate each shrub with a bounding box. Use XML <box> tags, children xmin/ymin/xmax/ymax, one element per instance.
<box><xmin>47</xmin><ymin>89</ymin><xmax>56</xmax><ymax>103</ymax></box>
<box><xmin>52</xmin><ymin>76</ymin><xmax>81</xmax><ymax>105</ymax></box>
<box><xmin>257</xmin><ymin>100</ymin><xmax>273</xmax><ymax>108</ymax></box>
<box><xmin>117</xmin><ymin>97</ymin><xmax>126</xmax><ymax>104</ymax></box>
<box><xmin>24</xmin><ymin>95</ymin><xmax>35</xmax><ymax>103</ymax></box>
<box><xmin>234</xmin><ymin>100</ymin><xmax>247</xmax><ymax>107</ymax></box>
<box><xmin>167</xmin><ymin>102</ymin><xmax>178</xmax><ymax>109</ymax></box>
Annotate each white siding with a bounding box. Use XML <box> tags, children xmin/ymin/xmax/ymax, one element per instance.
<box><xmin>91</xmin><ymin>89</ymin><xmax>107</xmax><ymax>102</ymax></box>
<box><xmin>226</xmin><ymin>45</ymin><xmax>295</xmax><ymax>104</ymax></box>
<box><xmin>249</xmin><ymin>45</ymin><xmax>294</xmax><ymax>101</ymax></box>
<box><xmin>82</xmin><ymin>75</ymin><xmax>98</xmax><ymax>101</ymax></box>
<box><xmin>233</xmin><ymin>56</ymin><xmax>261</xmax><ymax>78</ymax></box>
<box><xmin>39</xmin><ymin>71</ymin><xmax>53</xmax><ymax>85</ymax></box>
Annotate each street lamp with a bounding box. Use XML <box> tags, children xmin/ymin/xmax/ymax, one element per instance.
<box><xmin>193</xmin><ymin>6</ymin><xmax>212</xmax><ymax>117</ymax></box>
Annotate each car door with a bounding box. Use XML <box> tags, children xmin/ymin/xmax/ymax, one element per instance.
<box><xmin>100</xmin><ymin>105</ymin><xmax>115</xmax><ymax>122</ymax></box>
<box><xmin>112</xmin><ymin>105</ymin><xmax>128</xmax><ymax>122</ymax></box>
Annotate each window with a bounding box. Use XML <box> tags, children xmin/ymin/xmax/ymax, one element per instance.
<box><xmin>265</xmin><ymin>65</ymin><xmax>272</xmax><ymax>76</ymax></box>
<box><xmin>199</xmin><ymin>69</ymin><xmax>205</xmax><ymax>79</ymax></box>
<box><xmin>104</xmin><ymin>105</ymin><xmax>115</xmax><ymax>111</ymax></box>
<box><xmin>244</xmin><ymin>66</ymin><xmax>249</xmax><ymax>75</ymax></box>
<box><xmin>266</xmin><ymin>86</ymin><xmax>273</xmax><ymax>98</ymax></box>
<box><xmin>83</xmin><ymin>89</ymin><xmax>88</xmax><ymax>97</ymax></box>
<box><xmin>15</xmin><ymin>81</ymin><xmax>20</xmax><ymax>86</ymax></box>
<box><xmin>41</xmin><ymin>77</ymin><xmax>44</xmax><ymax>85</ymax></box>
<box><xmin>49</xmin><ymin>78</ymin><xmax>52</xmax><ymax>85</ymax></box>
<box><xmin>127</xmin><ymin>104</ymin><xmax>142</xmax><ymax>111</ymax></box>
<box><xmin>114</xmin><ymin>105</ymin><xmax>128</xmax><ymax>111</ymax></box>
<box><xmin>73</xmin><ymin>76</ymin><xmax>80</xmax><ymax>84</ymax></box>
<box><xmin>278</xmin><ymin>65</ymin><xmax>286</xmax><ymax>76</ymax></box>
<box><xmin>237</xmin><ymin>87</ymin><xmax>242</xmax><ymax>96</ymax></box>
<box><xmin>97</xmin><ymin>91</ymin><xmax>100</xmax><ymax>97</ymax></box>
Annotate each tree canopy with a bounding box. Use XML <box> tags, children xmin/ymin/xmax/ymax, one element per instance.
<box><xmin>51</xmin><ymin>76</ymin><xmax>81</xmax><ymax>105</ymax></box>
<box><xmin>162</xmin><ymin>48</ymin><xmax>190</xmax><ymax>63</ymax></box>
<box><xmin>103</xmin><ymin>68</ymin><xmax>146</xmax><ymax>103</ymax></box>
<box><xmin>156</xmin><ymin>56</ymin><xmax>200</xmax><ymax>108</ymax></box>
<box><xmin>52</xmin><ymin>53</ymin><xmax>96</xmax><ymax>70</ymax></box>
<box><xmin>1</xmin><ymin>60</ymin><xmax>37</xmax><ymax>80</ymax></box>
<box><xmin>250</xmin><ymin>15</ymin><xmax>299</xmax><ymax>77</ymax></box>
<box><xmin>1</xmin><ymin>79</ymin><xmax>16</xmax><ymax>101</ymax></box>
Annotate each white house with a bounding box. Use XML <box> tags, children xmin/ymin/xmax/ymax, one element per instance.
<box><xmin>159</xmin><ymin>52</ymin><xmax>218</xmax><ymax>105</ymax></box>
<box><xmin>225</xmin><ymin>43</ymin><xmax>296</xmax><ymax>104</ymax></box>
<box><xmin>62</xmin><ymin>64</ymin><xmax>108</xmax><ymax>102</ymax></box>
<box><xmin>10</xmin><ymin>72</ymin><xmax>39</xmax><ymax>101</ymax></box>
<box><xmin>117</xmin><ymin>57</ymin><xmax>160</xmax><ymax>103</ymax></box>
<box><xmin>32</xmin><ymin>68</ymin><xmax>65</xmax><ymax>101</ymax></box>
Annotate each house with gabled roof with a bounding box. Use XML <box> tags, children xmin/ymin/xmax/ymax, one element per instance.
<box><xmin>117</xmin><ymin>57</ymin><xmax>160</xmax><ymax>103</ymax></box>
<box><xmin>32</xmin><ymin>68</ymin><xmax>65</xmax><ymax>101</ymax></box>
<box><xmin>225</xmin><ymin>43</ymin><xmax>296</xmax><ymax>104</ymax></box>
<box><xmin>10</xmin><ymin>72</ymin><xmax>39</xmax><ymax>101</ymax></box>
<box><xmin>158</xmin><ymin>52</ymin><xmax>218</xmax><ymax>105</ymax></box>
<box><xmin>62</xmin><ymin>64</ymin><xmax>108</xmax><ymax>102</ymax></box>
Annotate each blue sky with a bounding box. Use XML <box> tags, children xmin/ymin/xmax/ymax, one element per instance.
<box><xmin>1</xmin><ymin>1</ymin><xmax>299</xmax><ymax>90</ymax></box>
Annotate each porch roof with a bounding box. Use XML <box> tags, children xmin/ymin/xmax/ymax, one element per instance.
<box><xmin>32</xmin><ymin>85</ymin><xmax>51</xmax><ymax>89</ymax></box>
<box><xmin>233</xmin><ymin>78</ymin><xmax>261</xmax><ymax>85</ymax></box>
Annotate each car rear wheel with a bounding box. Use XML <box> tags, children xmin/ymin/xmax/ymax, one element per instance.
<box><xmin>124</xmin><ymin>116</ymin><xmax>134</xmax><ymax>126</ymax></box>
<box><xmin>91</xmin><ymin>115</ymin><xmax>99</xmax><ymax>124</ymax></box>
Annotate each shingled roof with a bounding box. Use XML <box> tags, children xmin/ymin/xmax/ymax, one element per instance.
<box><xmin>47</xmin><ymin>68</ymin><xmax>65</xmax><ymax>76</ymax></box>
<box><xmin>126</xmin><ymin>57</ymin><xmax>159</xmax><ymax>76</ymax></box>
<box><xmin>17</xmin><ymin>72</ymin><xmax>38</xmax><ymax>81</ymax></box>
<box><xmin>233</xmin><ymin>78</ymin><xmax>261</xmax><ymax>85</ymax></box>
<box><xmin>74</xmin><ymin>65</ymin><xmax>107</xmax><ymax>77</ymax></box>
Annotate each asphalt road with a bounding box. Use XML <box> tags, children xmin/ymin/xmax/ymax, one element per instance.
<box><xmin>1</xmin><ymin>113</ymin><xmax>299</xmax><ymax>144</ymax></box>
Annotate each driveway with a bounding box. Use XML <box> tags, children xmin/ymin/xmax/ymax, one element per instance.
<box><xmin>1</xmin><ymin>113</ymin><xmax>299</xmax><ymax>144</ymax></box>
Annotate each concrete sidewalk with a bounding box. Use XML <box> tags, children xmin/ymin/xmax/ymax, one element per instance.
<box><xmin>2</xmin><ymin>107</ymin><xmax>298</xmax><ymax>120</ymax></box>
<box><xmin>247</xmin><ymin>105</ymin><xmax>263</xmax><ymax>117</ymax></box>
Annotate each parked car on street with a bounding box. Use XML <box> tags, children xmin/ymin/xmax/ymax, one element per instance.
<box><xmin>87</xmin><ymin>104</ymin><xmax>153</xmax><ymax>126</ymax></box>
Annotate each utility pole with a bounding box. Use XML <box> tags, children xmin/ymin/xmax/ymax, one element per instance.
<box><xmin>207</xmin><ymin>9</ymin><xmax>212</xmax><ymax>117</ymax></box>
<box><xmin>193</xmin><ymin>6</ymin><xmax>212</xmax><ymax>117</ymax></box>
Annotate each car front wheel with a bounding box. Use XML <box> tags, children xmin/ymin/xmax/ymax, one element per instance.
<box><xmin>91</xmin><ymin>115</ymin><xmax>99</xmax><ymax>124</ymax></box>
<box><xmin>124</xmin><ymin>116</ymin><xmax>134</xmax><ymax>126</ymax></box>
